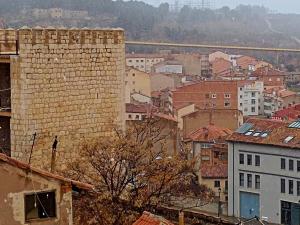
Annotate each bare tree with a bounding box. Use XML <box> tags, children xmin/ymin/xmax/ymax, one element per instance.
<box><xmin>66</xmin><ymin>117</ymin><xmax>213</xmax><ymax>225</ymax></box>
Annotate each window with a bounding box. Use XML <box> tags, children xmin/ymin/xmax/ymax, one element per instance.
<box><xmin>297</xmin><ymin>161</ymin><xmax>300</xmax><ymax>172</ymax></box>
<box><xmin>281</xmin><ymin>179</ymin><xmax>286</xmax><ymax>193</ymax></box>
<box><xmin>240</xmin><ymin>173</ymin><xmax>244</xmax><ymax>187</ymax></box>
<box><xmin>240</xmin><ymin>95</ymin><xmax>243</xmax><ymax>99</ymax></box>
<box><xmin>251</xmin><ymin>107</ymin><xmax>255</xmax><ymax>113</ymax></box>
<box><xmin>261</xmin><ymin>132</ymin><xmax>268</xmax><ymax>137</ymax></box>
<box><xmin>297</xmin><ymin>181</ymin><xmax>300</xmax><ymax>196</ymax></box>
<box><xmin>225</xmin><ymin>181</ymin><xmax>228</xmax><ymax>191</ymax></box>
<box><xmin>247</xmin><ymin>174</ymin><xmax>252</xmax><ymax>188</ymax></box>
<box><xmin>281</xmin><ymin>158</ymin><xmax>286</xmax><ymax>170</ymax></box>
<box><xmin>244</xmin><ymin>107</ymin><xmax>248</xmax><ymax>112</ymax></box>
<box><xmin>135</xmin><ymin>115</ymin><xmax>140</xmax><ymax>120</ymax></box>
<box><xmin>253</xmin><ymin>132</ymin><xmax>260</xmax><ymax>137</ymax></box>
<box><xmin>240</xmin><ymin>87</ymin><xmax>243</xmax><ymax>91</ymax></box>
<box><xmin>128</xmin><ymin>114</ymin><xmax>132</xmax><ymax>119</ymax></box>
<box><xmin>255</xmin><ymin>155</ymin><xmax>260</xmax><ymax>166</ymax></box>
<box><xmin>289</xmin><ymin>180</ymin><xmax>294</xmax><ymax>195</ymax></box>
<box><xmin>245</xmin><ymin>131</ymin><xmax>253</xmax><ymax>136</ymax></box>
<box><xmin>224</xmin><ymin>101</ymin><xmax>230</xmax><ymax>107</ymax></box>
<box><xmin>128</xmin><ymin>59</ymin><xmax>132</xmax><ymax>63</ymax></box>
<box><xmin>284</xmin><ymin>136</ymin><xmax>294</xmax><ymax>143</ymax></box>
<box><xmin>289</xmin><ymin>160</ymin><xmax>294</xmax><ymax>171</ymax></box>
<box><xmin>25</xmin><ymin>191</ymin><xmax>56</xmax><ymax>221</ymax></box>
<box><xmin>247</xmin><ymin>154</ymin><xmax>252</xmax><ymax>166</ymax></box>
<box><xmin>239</xmin><ymin>153</ymin><xmax>244</xmax><ymax>165</ymax></box>
<box><xmin>136</xmin><ymin>60</ymin><xmax>139</xmax><ymax>62</ymax></box>
<box><xmin>212</xmin><ymin>94</ymin><xmax>217</xmax><ymax>98</ymax></box>
<box><xmin>132</xmin><ymin>73</ymin><xmax>135</xmax><ymax>77</ymax></box>
<box><xmin>205</xmin><ymin>93</ymin><xmax>210</xmax><ymax>99</ymax></box>
<box><xmin>251</xmin><ymin>99</ymin><xmax>256</xmax><ymax>104</ymax></box>
<box><xmin>224</xmin><ymin>94</ymin><xmax>231</xmax><ymax>98</ymax></box>
<box><xmin>251</xmin><ymin>92</ymin><xmax>256</xmax><ymax>97</ymax></box>
<box><xmin>255</xmin><ymin>175</ymin><xmax>260</xmax><ymax>189</ymax></box>
<box><xmin>240</xmin><ymin>103</ymin><xmax>243</xmax><ymax>107</ymax></box>
<box><xmin>214</xmin><ymin>180</ymin><xmax>220</xmax><ymax>188</ymax></box>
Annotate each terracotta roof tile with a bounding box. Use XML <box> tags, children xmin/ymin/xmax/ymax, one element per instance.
<box><xmin>227</xmin><ymin>118</ymin><xmax>300</xmax><ymax>149</ymax></box>
<box><xmin>201</xmin><ymin>164</ymin><xmax>228</xmax><ymax>179</ymax></box>
<box><xmin>273</xmin><ymin>104</ymin><xmax>300</xmax><ymax>121</ymax></box>
<box><xmin>133</xmin><ymin>211</ymin><xmax>174</xmax><ymax>225</ymax></box>
<box><xmin>212</xmin><ymin>58</ymin><xmax>232</xmax><ymax>75</ymax></box>
<box><xmin>252</xmin><ymin>66</ymin><xmax>284</xmax><ymax>77</ymax></box>
<box><xmin>186</xmin><ymin>124</ymin><xmax>232</xmax><ymax>142</ymax></box>
<box><xmin>0</xmin><ymin>153</ymin><xmax>93</xmax><ymax>190</ymax></box>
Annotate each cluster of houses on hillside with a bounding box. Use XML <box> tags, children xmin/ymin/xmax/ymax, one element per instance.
<box><xmin>125</xmin><ymin>50</ymin><xmax>300</xmax><ymax>225</ymax></box>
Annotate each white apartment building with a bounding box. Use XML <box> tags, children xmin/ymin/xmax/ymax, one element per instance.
<box><xmin>126</xmin><ymin>54</ymin><xmax>164</xmax><ymax>73</ymax></box>
<box><xmin>238</xmin><ymin>81</ymin><xmax>264</xmax><ymax>116</ymax></box>
<box><xmin>227</xmin><ymin>118</ymin><xmax>300</xmax><ymax>225</ymax></box>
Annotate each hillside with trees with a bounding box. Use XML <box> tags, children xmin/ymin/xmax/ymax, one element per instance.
<box><xmin>1</xmin><ymin>0</ymin><xmax>300</xmax><ymax>49</ymax></box>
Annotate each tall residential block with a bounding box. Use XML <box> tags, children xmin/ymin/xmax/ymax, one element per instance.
<box><xmin>0</xmin><ymin>28</ymin><xmax>125</xmax><ymax>170</ymax></box>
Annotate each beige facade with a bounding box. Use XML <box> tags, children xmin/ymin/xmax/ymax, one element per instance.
<box><xmin>198</xmin><ymin>177</ymin><xmax>228</xmax><ymax>202</ymax></box>
<box><xmin>0</xmin><ymin>153</ymin><xmax>91</xmax><ymax>225</ymax></box>
<box><xmin>209</xmin><ymin>51</ymin><xmax>230</xmax><ymax>63</ymax></box>
<box><xmin>125</xmin><ymin>67</ymin><xmax>151</xmax><ymax>103</ymax></box>
<box><xmin>176</xmin><ymin>103</ymin><xmax>196</xmax><ymax>130</ymax></box>
<box><xmin>150</xmin><ymin>73</ymin><xmax>175</xmax><ymax>92</ymax></box>
<box><xmin>0</xmin><ymin>28</ymin><xmax>125</xmax><ymax>171</ymax></box>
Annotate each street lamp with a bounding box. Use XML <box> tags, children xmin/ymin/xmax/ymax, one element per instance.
<box><xmin>217</xmin><ymin>187</ymin><xmax>222</xmax><ymax>217</ymax></box>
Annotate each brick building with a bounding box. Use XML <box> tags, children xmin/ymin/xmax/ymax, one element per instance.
<box><xmin>0</xmin><ymin>28</ymin><xmax>125</xmax><ymax>171</ymax></box>
<box><xmin>252</xmin><ymin>66</ymin><xmax>286</xmax><ymax>87</ymax></box>
<box><xmin>182</xmin><ymin>109</ymin><xmax>243</xmax><ymax>136</ymax></box>
<box><xmin>172</xmin><ymin>81</ymin><xmax>239</xmax><ymax>110</ymax></box>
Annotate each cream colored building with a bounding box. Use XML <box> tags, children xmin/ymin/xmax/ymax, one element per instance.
<box><xmin>126</xmin><ymin>54</ymin><xmax>164</xmax><ymax>73</ymax></box>
<box><xmin>125</xmin><ymin>67</ymin><xmax>151</xmax><ymax>103</ymax></box>
<box><xmin>176</xmin><ymin>103</ymin><xmax>196</xmax><ymax>130</ymax></box>
<box><xmin>209</xmin><ymin>51</ymin><xmax>230</xmax><ymax>63</ymax></box>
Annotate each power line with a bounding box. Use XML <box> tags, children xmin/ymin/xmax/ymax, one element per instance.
<box><xmin>125</xmin><ymin>41</ymin><xmax>300</xmax><ymax>53</ymax></box>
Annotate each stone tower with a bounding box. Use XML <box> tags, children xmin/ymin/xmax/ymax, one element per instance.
<box><xmin>0</xmin><ymin>27</ymin><xmax>125</xmax><ymax>170</ymax></box>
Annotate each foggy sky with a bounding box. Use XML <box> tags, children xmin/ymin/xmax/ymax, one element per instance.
<box><xmin>140</xmin><ymin>0</ymin><xmax>300</xmax><ymax>14</ymax></box>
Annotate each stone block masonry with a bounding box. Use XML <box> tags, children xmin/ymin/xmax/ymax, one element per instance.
<box><xmin>1</xmin><ymin>28</ymin><xmax>125</xmax><ymax>171</ymax></box>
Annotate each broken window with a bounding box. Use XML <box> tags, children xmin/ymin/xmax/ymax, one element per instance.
<box><xmin>25</xmin><ymin>191</ymin><xmax>56</xmax><ymax>221</ymax></box>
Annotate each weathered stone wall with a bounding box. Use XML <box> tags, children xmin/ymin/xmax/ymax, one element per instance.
<box><xmin>3</xmin><ymin>28</ymin><xmax>125</xmax><ymax>170</ymax></box>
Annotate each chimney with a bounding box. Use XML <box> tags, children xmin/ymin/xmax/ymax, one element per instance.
<box><xmin>179</xmin><ymin>211</ymin><xmax>185</xmax><ymax>225</ymax></box>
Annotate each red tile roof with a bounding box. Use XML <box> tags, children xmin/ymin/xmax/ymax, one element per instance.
<box><xmin>201</xmin><ymin>164</ymin><xmax>228</xmax><ymax>179</ymax></box>
<box><xmin>212</xmin><ymin>58</ymin><xmax>232</xmax><ymax>75</ymax></box>
<box><xmin>133</xmin><ymin>211</ymin><xmax>174</xmax><ymax>225</ymax></box>
<box><xmin>227</xmin><ymin>118</ymin><xmax>300</xmax><ymax>149</ymax></box>
<box><xmin>273</xmin><ymin>104</ymin><xmax>300</xmax><ymax>121</ymax></box>
<box><xmin>236</xmin><ymin>56</ymin><xmax>258</xmax><ymax>70</ymax></box>
<box><xmin>252</xmin><ymin>66</ymin><xmax>284</xmax><ymax>77</ymax></box>
<box><xmin>187</xmin><ymin>124</ymin><xmax>232</xmax><ymax>142</ymax></box>
<box><xmin>0</xmin><ymin>153</ymin><xmax>93</xmax><ymax>190</ymax></box>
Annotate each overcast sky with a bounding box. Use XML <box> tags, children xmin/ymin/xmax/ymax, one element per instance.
<box><xmin>139</xmin><ymin>0</ymin><xmax>300</xmax><ymax>14</ymax></box>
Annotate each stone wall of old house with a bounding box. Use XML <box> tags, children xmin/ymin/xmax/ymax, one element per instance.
<box><xmin>0</xmin><ymin>162</ymin><xmax>73</xmax><ymax>225</ymax></box>
<box><xmin>0</xmin><ymin>28</ymin><xmax>125</xmax><ymax>170</ymax></box>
